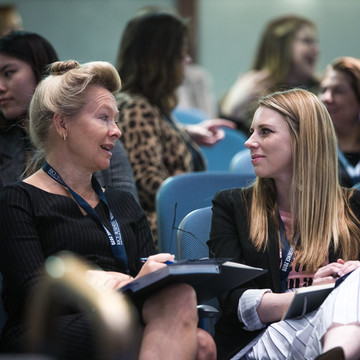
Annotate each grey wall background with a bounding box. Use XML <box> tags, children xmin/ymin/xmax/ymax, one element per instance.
<box><xmin>1</xmin><ymin>0</ymin><xmax>360</xmax><ymax>101</ymax></box>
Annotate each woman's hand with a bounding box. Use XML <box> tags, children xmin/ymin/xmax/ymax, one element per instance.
<box><xmin>336</xmin><ymin>259</ymin><xmax>360</xmax><ymax>277</ymax></box>
<box><xmin>85</xmin><ymin>254</ymin><xmax>175</xmax><ymax>291</ymax></box>
<box><xmin>136</xmin><ymin>253</ymin><xmax>175</xmax><ymax>278</ymax></box>
<box><xmin>313</xmin><ymin>259</ymin><xmax>360</xmax><ymax>285</ymax></box>
<box><xmin>185</xmin><ymin>119</ymin><xmax>236</xmax><ymax>146</ymax></box>
<box><xmin>85</xmin><ymin>269</ymin><xmax>134</xmax><ymax>290</ymax></box>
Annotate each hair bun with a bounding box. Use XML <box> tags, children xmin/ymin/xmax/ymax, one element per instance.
<box><xmin>50</xmin><ymin>60</ymin><xmax>80</xmax><ymax>75</ymax></box>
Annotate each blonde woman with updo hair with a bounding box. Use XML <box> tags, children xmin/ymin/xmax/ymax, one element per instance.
<box><xmin>209</xmin><ymin>88</ymin><xmax>360</xmax><ymax>360</ymax></box>
<box><xmin>0</xmin><ymin>60</ymin><xmax>216</xmax><ymax>360</ymax></box>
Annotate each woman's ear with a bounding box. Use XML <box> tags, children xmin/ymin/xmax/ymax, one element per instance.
<box><xmin>53</xmin><ymin>113</ymin><xmax>68</xmax><ymax>140</ymax></box>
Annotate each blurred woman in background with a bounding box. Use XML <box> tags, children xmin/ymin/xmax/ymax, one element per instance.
<box><xmin>319</xmin><ymin>56</ymin><xmax>360</xmax><ymax>188</ymax></box>
<box><xmin>116</xmin><ymin>8</ymin><xmax>234</xmax><ymax>244</ymax></box>
<box><xmin>220</xmin><ymin>15</ymin><xmax>319</xmax><ymax>134</ymax></box>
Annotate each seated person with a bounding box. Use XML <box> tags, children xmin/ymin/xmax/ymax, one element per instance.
<box><xmin>116</xmin><ymin>8</ymin><xmax>234</xmax><ymax>244</ymax></box>
<box><xmin>208</xmin><ymin>88</ymin><xmax>360</xmax><ymax>360</ymax></box>
<box><xmin>319</xmin><ymin>56</ymin><xmax>360</xmax><ymax>187</ymax></box>
<box><xmin>220</xmin><ymin>15</ymin><xmax>319</xmax><ymax>134</ymax></box>
<box><xmin>0</xmin><ymin>60</ymin><xmax>216</xmax><ymax>360</ymax></box>
<box><xmin>0</xmin><ymin>30</ymin><xmax>138</xmax><ymax>199</ymax></box>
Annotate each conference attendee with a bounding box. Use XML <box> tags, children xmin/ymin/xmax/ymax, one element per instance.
<box><xmin>319</xmin><ymin>56</ymin><xmax>360</xmax><ymax>188</ymax></box>
<box><xmin>0</xmin><ymin>30</ymin><xmax>138</xmax><ymax>200</ymax></box>
<box><xmin>0</xmin><ymin>60</ymin><xmax>216</xmax><ymax>360</ymax></box>
<box><xmin>220</xmin><ymin>15</ymin><xmax>319</xmax><ymax>134</ymax></box>
<box><xmin>116</xmin><ymin>8</ymin><xmax>234</xmax><ymax>244</ymax></box>
<box><xmin>208</xmin><ymin>88</ymin><xmax>360</xmax><ymax>360</ymax></box>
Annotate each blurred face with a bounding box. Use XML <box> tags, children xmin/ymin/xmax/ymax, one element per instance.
<box><xmin>245</xmin><ymin>106</ymin><xmax>292</xmax><ymax>184</ymax></box>
<box><xmin>319</xmin><ymin>68</ymin><xmax>360</xmax><ymax>131</ymax></box>
<box><xmin>0</xmin><ymin>54</ymin><xmax>37</xmax><ymax>120</ymax></box>
<box><xmin>290</xmin><ymin>25</ymin><xmax>319</xmax><ymax>83</ymax></box>
<box><xmin>65</xmin><ymin>85</ymin><xmax>121</xmax><ymax>172</ymax></box>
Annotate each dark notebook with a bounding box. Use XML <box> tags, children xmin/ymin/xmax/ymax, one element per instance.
<box><xmin>282</xmin><ymin>283</ymin><xmax>334</xmax><ymax>320</ymax></box>
<box><xmin>121</xmin><ymin>258</ymin><xmax>267</xmax><ymax>307</ymax></box>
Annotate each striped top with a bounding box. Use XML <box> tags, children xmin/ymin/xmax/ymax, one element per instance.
<box><xmin>0</xmin><ymin>182</ymin><xmax>156</xmax><ymax>352</ymax></box>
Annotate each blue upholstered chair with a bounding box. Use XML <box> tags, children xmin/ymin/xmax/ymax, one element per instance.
<box><xmin>200</xmin><ymin>128</ymin><xmax>248</xmax><ymax>171</ymax></box>
<box><xmin>177</xmin><ymin>206</ymin><xmax>213</xmax><ymax>260</ymax></box>
<box><xmin>229</xmin><ymin>148</ymin><xmax>256</xmax><ymax>176</ymax></box>
<box><xmin>173</xmin><ymin>107</ymin><xmax>248</xmax><ymax>171</ymax></box>
<box><xmin>172</xmin><ymin>107</ymin><xmax>208</xmax><ymax>124</ymax></box>
<box><xmin>177</xmin><ymin>206</ymin><xmax>219</xmax><ymax>335</ymax></box>
<box><xmin>156</xmin><ymin>171</ymin><xmax>256</xmax><ymax>258</ymax></box>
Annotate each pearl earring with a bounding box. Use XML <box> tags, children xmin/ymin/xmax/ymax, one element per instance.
<box><xmin>63</xmin><ymin>133</ymin><xmax>67</xmax><ymax>141</ymax></box>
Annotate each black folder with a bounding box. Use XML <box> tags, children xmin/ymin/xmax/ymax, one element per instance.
<box><xmin>282</xmin><ymin>283</ymin><xmax>334</xmax><ymax>320</ymax></box>
<box><xmin>121</xmin><ymin>258</ymin><xmax>267</xmax><ymax>307</ymax></box>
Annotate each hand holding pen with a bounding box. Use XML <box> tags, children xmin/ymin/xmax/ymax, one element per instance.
<box><xmin>313</xmin><ymin>258</ymin><xmax>360</xmax><ymax>286</ymax></box>
<box><xmin>140</xmin><ymin>257</ymin><xmax>174</xmax><ymax>265</ymax></box>
<box><xmin>136</xmin><ymin>253</ymin><xmax>175</xmax><ymax>279</ymax></box>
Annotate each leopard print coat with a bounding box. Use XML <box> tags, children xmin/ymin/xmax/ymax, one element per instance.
<box><xmin>116</xmin><ymin>92</ymin><xmax>205</xmax><ymax>246</ymax></box>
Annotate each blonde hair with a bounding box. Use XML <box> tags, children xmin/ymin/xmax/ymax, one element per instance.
<box><xmin>27</xmin><ymin>60</ymin><xmax>121</xmax><ymax>173</ymax></box>
<box><xmin>249</xmin><ymin>88</ymin><xmax>360</xmax><ymax>271</ymax></box>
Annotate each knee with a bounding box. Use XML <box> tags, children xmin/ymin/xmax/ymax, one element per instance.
<box><xmin>196</xmin><ymin>329</ymin><xmax>217</xmax><ymax>360</ymax></box>
<box><xmin>142</xmin><ymin>283</ymin><xmax>198</xmax><ymax>325</ymax></box>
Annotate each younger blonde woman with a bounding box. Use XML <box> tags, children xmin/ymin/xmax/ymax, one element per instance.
<box><xmin>209</xmin><ymin>88</ymin><xmax>360</xmax><ymax>360</ymax></box>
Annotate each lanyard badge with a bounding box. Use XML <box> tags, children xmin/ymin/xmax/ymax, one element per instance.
<box><xmin>42</xmin><ymin>161</ymin><xmax>128</xmax><ymax>270</ymax></box>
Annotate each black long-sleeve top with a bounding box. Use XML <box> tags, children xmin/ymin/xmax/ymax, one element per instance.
<box><xmin>0</xmin><ymin>182</ymin><xmax>155</xmax><ymax>357</ymax></box>
<box><xmin>207</xmin><ymin>186</ymin><xmax>360</xmax><ymax>360</ymax></box>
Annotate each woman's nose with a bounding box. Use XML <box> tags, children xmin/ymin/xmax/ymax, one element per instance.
<box><xmin>0</xmin><ymin>79</ymin><xmax>7</xmax><ymax>92</ymax></box>
<box><xmin>245</xmin><ymin>134</ymin><xmax>258</xmax><ymax>149</ymax></box>
<box><xmin>110</xmin><ymin>121</ymin><xmax>121</xmax><ymax>139</ymax></box>
<box><xmin>320</xmin><ymin>89</ymin><xmax>332</xmax><ymax>104</ymax></box>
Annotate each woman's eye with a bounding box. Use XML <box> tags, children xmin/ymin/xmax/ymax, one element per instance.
<box><xmin>261</xmin><ymin>128</ymin><xmax>271</xmax><ymax>135</ymax></box>
<box><xmin>4</xmin><ymin>70</ymin><xmax>15</xmax><ymax>78</ymax></box>
<box><xmin>100</xmin><ymin>115</ymin><xmax>109</xmax><ymax>121</ymax></box>
<box><xmin>333</xmin><ymin>88</ymin><xmax>345</xmax><ymax>95</ymax></box>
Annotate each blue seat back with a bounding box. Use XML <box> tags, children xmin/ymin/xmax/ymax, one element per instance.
<box><xmin>172</xmin><ymin>107</ymin><xmax>208</xmax><ymax>124</ymax></box>
<box><xmin>177</xmin><ymin>206</ymin><xmax>219</xmax><ymax>335</ymax></box>
<box><xmin>173</xmin><ymin>108</ymin><xmax>248</xmax><ymax>171</ymax></box>
<box><xmin>353</xmin><ymin>182</ymin><xmax>360</xmax><ymax>190</ymax></box>
<box><xmin>156</xmin><ymin>171</ymin><xmax>255</xmax><ymax>257</ymax></box>
<box><xmin>229</xmin><ymin>148</ymin><xmax>256</xmax><ymax>176</ymax></box>
<box><xmin>177</xmin><ymin>206</ymin><xmax>213</xmax><ymax>260</ymax></box>
<box><xmin>201</xmin><ymin>128</ymin><xmax>248</xmax><ymax>171</ymax></box>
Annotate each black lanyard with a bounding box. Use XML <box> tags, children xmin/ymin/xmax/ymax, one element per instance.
<box><xmin>42</xmin><ymin>161</ymin><xmax>128</xmax><ymax>270</ymax></box>
<box><xmin>279</xmin><ymin>216</ymin><xmax>299</xmax><ymax>292</ymax></box>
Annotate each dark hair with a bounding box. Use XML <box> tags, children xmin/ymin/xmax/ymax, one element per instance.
<box><xmin>116</xmin><ymin>9</ymin><xmax>188</xmax><ymax>115</ymax></box>
<box><xmin>0</xmin><ymin>30</ymin><xmax>59</xmax><ymax>83</ymax></box>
